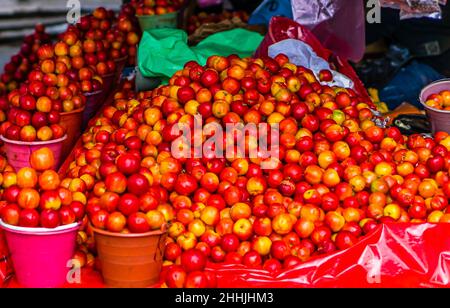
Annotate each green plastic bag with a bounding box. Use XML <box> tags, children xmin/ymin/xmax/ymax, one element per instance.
<box><xmin>138</xmin><ymin>28</ymin><xmax>264</xmax><ymax>83</ymax></box>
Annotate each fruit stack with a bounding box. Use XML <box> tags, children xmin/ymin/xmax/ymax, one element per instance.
<box><xmin>0</xmin><ymin>25</ymin><xmax>51</xmax><ymax>93</ymax></box>
<box><xmin>0</xmin><ymin>47</ymin><xmax>73</xmax><ymax>143</ymax></box>
<box><xmin>0</xmin><ymin>149</ymin><xmax>85</xmax><ymax>228</ymax></box>
<box><xmin>52</xmin><ymin>53</ymin><xmax>450</xmax><ymax>288</ymax></box>
<box><xmin>424</xmin><ymin>89</ymin><xmax>450</xmax><ymax>111</ymax></box>
<box><xmin>112</xmin><ymin>4</ymin><xmax>141</xmax><ymax>67</ymax></box>
<box><xmin>74</xmin><ymin>8</ymin><xmax>117</xmax><ymax>92</ymax></box>
<box><xmin>132</xmin><ymin>0</ymin><xmax>185</xmax><ymax>32</ymax></box>
<box><xmin>0</xmin><ymin>0</ymin><xmax>450</xmax><ymax>288</ymax></box>
<box><xmin>132</xmin><ymin>0</ymin><xmax>185</xmax><ymax>16</ymax></box>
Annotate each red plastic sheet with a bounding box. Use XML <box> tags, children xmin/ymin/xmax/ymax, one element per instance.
<box><xmin>255</xmin><ymin>16</ymin><xmax>371</xmax><ymax>104</ymax></box>
<box><xmin>3</xmin><ymin>223</ymin><xmax>450</xmax><ymax>288</ymax></box>
<box><xmin>210</xmin><ymin>223</ymin><xmax>450</xmax><ymax>288</ymax></box>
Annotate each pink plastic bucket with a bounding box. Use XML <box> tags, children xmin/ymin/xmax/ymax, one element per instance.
<box><xmin>0</xmin><ymin>220</ymin><xmax>79</xmax><ymax>288</ymax></box>
<box><xmin>419</xmin><ymin>79</ymin><xmax>450</xmax><ymax>134</ymax></box>
<box><xmin>83</xmin><ymin>90</ymin><xmax>104</xmax><ymax>129</ymax></box>
<box><xmin>0</xmin><ymin>135</ymin><xmax>67</xmax><ymax>172</ymax></box>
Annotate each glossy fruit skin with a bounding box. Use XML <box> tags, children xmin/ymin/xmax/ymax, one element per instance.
<box><xmin>335</xmin><ymin>231</ymin><xmax>358</xmax><ymax>250</ymax></box>
<box><xmin>175</xmin><ymin>174</ymin><xmax>198</xmax><ymax>196</ymax></box>
<box><xmin>127</xmin><ymin>212</ymin><xmax>151</xmax><ymax>233</ymax></box>
<box><xmin>106</xmin><ymin>211</ymin><xmax>127</xmax><ymax>232</ymax></box>
<box><xmin>40</xmin><ymin>209</ymin><xmax>60</xmax><ymax>228</ymax></box>
<box><xmin>180</xmin><ymin>248</ymin><xmax>207</xmax><ymax>272</ymax></box>
<box><xmin>116</xmin><ymin>154</ymin><xmax>140</xmax><ymax>175</ymax></box>
<box><xmin>127</xmin><ymin>173</ymin><xmax>149</xmax><ymax>196</ymax></box>
<box><xmin>19</xmin><ymin>208</ymin><xmax>40</xmax><ymax>227</ymax></box>
<box><xmin>1</xmin><ymin>204</ymin><xmax>21</xmax><ymax>225</ymax></box>
<box><xmin>185</xmin><ymin>271</ymin><xmax>209</xmax><ymax>288</ymax></box>
<box><xmin>270</xmin><ymin>240</ymin><xmax>290</xmax><ymax>260</ymax></box>
<box><xmin>221</xmin><ymin>234</ymin><xmax>240</xmax><ymax>252</ymax></box>
<box><xmin>165</xmin><ymin>242</ymin><xmax>182</xmax><ymax>262</ymax></box>
<box><xmin>242</xmin><ymin>251</ymin><xmax>262</xmax><ymax>268</ymax></box>
<box><xmin>165</xmin><ymin>265</ymin><xmax>187</xmax><ymax>288</ymax></box>
<box><xmin>118</xmin><ymin>193</ymin><xmax>140</xmax><ymax>216</ymax></box>
<box><xmin>30</xmin><ymin>147</ymin><xmax>55</xmax><ymax>171</ymax></box>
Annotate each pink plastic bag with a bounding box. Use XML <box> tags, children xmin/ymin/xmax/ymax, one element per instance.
<box><xmin>291</xmin><ymin>0</ymin><xmax>365</xmax><ymax>62</ymax></box>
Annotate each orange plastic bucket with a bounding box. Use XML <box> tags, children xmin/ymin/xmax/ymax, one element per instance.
<box><xmin>92</xmin><ymin>225</ymin><xmax>167</xmax><ymax>288</ymax></box>
<box><xmin>60</xmin><ymin>107</ymin><xmax>84</xmax><ymax>160</ymax></box>
<box><xmin>0</xmin><ymin>135</ymin><xmax>67</xmax><ymax>171</ymax></box>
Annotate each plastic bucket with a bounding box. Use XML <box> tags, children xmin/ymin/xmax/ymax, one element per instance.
<box><xmin>137</xmin><ymin>12</ymin><xmax>178</xmax><ymax>32</ymax></box>
<box><xmin>0</xmin><ymin>220</ymin><xmax>79</xmax><ymax>288</ymax></box>
<box><xmin>101</xmin><ymin>73</ymin><xmax>115</xmax><ymax>95</ymax></box>
<box><xmin>419</xmin><ymin>79</ymin><xmax>450</xmax><ymax>134</ymax></box>
<box><xmin>83</xmin><ymin>90</ymin><xmax>104</xmax><ymax>129</ymax></box>
<box><xmin>92</xmin><ymin>225</ymin><xmax>167</xmax><ymax>288</ymax></box>
<box><xmin>60</xmin><ymin>107</ymin><xmax>84</xmax><ymax>160</ymax></box>
<box><xmin>114</xmin><ymin>56</ymin><xmax>128</xmax><ymax>83</ymax></box>
<box><xmin>0</xmin><ymin>135</ymin><xmax>67</xmax><ymax>172</ymax></box>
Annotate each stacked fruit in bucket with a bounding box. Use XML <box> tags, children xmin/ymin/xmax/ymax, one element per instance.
<box><xmin>0</xmin><ymin>150</ymin><xmax>86</xmax><ymax>287</ymax></box>
<box><xmin>0</xmin><ymin>25</ymin><xmax>51</xmax><ymax>93</ymax></box>
<box><xmin>74</xmin><ymin>8</ymin><xmax>117</xmax><ymax>96</ymax></box>
<box><xmin>0</xmin><ymin>45</ymin><xmax>80</xmax><ymax>171</ymax></box>
<box><xmin>109</xmin><ymin>4</ymin><xmax>141</xmax><ymax>68</ymax></box>
<box><xmin>55</xmin><ymin>27</ymin><xmax>105</xmax><ymax>129</ymax></box>
<box><xmin>131</xmin><ymin>0</ymin><xmax>185</xmax><ymax>16</ymax></box>
<box><xmin>0</xmin><ymin>150</ymin><xmax>85</xmax><ymax>228</ymax></box>
<box><xmin>132</xmin><ymin>0</ymin><xmax>186</xmax><ymax>32</ymax></box>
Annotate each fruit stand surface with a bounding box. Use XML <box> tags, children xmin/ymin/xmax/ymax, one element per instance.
<box><xmin>5</xmin><ymin>222</ymin><xmax>450</xmax><ymax>288</ymax></box>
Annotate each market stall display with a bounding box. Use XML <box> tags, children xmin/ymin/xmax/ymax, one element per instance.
<box><xmin>1</xmin><ymin>0</ymin><xmax>450</xmax><ymax>290</ymax></box>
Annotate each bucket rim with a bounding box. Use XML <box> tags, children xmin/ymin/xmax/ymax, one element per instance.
<box><xmin>136</xmin><ymin>11</ymin><xmax>178</xmax><ymax>18</ymax></box>
<box><xmin>84</xmin><ymin>89</ymin><xmax>103</xmax><ymax>97</ymax></box>
<box><xmin>0</xmin><ymin>219</ymin><xmax>80</xmax><ymax>235</ymax></box>
<box><xmin>91</xmin><ymin>223</ymin><xmax>167</xmax><ymax>238</ymax></box>
<box><xmin>101</xmin><ymin>72</ymin><xmax>115</xmax><ymax>78</ymax></box>
<box><xmin>114</xmin><ymin>55</ymin><xmax>129</xmax><ymax>63</ymax></box>
<box><xmin>420</xmin><ymin>78</ymin><xmax>450</xmax><ymax>114</ymax></box>
<box><xmin>60</xmin><ymin>107</ymin><xmax>86</xmax><ymax>116</ymax></box>
<box><xmin>0</xmin><ymin>134</ymin><xmax>67</xmax><ymax>145</ymax></box>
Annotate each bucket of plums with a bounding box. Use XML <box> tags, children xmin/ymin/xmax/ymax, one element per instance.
<box><xmin>420</xmin><ymin>79</ymin><xmax>450</xmax><ymax>134</ymax></box>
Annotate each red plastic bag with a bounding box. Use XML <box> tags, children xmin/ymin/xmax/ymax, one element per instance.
<box><xmin>208</xmin><ymin>223</ymin><xmax>450</xmax><ymax>288</ymax></box>
<box><xmin>255</xmin><ymin>17</ymin><xmax>371</xmax><ymax>104</ymax></box>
